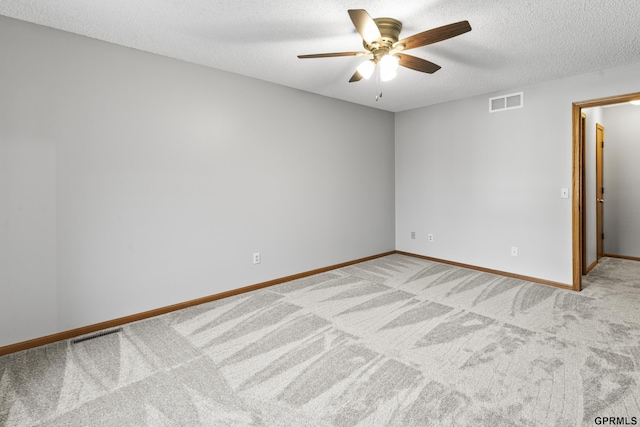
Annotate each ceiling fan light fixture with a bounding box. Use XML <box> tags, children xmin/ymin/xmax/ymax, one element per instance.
<box><xmin>379</xmin><ymin>54</ymin><xmax>399</xmax><ymax>81</ymax></box>
<box><xmin>630</xmin><ymin>100</ymin><xmax>640</xmax><ymax>106</ymax></box>
<box><xmin>380</xmin><ymin>54</ymin><xmax>399</xmax><ymax>70</ymax></box>
<box><xmin>357</xmin><ymin>59</ymin><xmax>375</xmax><ymax>79</ymax></box>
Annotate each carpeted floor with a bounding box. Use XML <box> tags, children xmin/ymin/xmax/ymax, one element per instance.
<box><xmin>1</xmin><ymin>254</ymin><xmax>639</xmax><ymax>426</ymax></box>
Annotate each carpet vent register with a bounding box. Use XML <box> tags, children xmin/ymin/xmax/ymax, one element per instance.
<box><xmin>71</xmin><ymin>327</ymin><xmax>123</xmax><ymax>344</ymax></box>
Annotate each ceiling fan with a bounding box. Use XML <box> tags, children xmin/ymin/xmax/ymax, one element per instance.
<box><xmin>298</xmin><ymin>9</ymin><xmax>471</xmax><ymax>84</ymax></box>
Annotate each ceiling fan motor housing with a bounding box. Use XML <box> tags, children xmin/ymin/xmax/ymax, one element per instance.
<box><xmin>365</xmin><ymin>17</ymin><xmax>403</xmax><ymax>61</ymax></box>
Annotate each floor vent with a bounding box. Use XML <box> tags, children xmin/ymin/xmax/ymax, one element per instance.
<box><xmin>489</xmin><ymin>92</ymin><xmax>523</xmax><ymax>112</ymax></box>
<box><xmin>71</xmin><ymin>327</ymin><xmax>123</xmax><ymax>344</ymax></box>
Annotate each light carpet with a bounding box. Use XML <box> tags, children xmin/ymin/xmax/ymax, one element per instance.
<box><xmin>1</xmin><ymin>254</ymin><xmax>640</xmax><ymax>426</ymax></box>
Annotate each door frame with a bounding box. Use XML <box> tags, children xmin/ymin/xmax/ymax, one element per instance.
<box><xmin>571</xmin><ymin>91</ymin><xmax>640</xmax><ymax>291</ymax></box>
<box><xmin>595</xmin><ymin>123</ymin><xmax>604</xmax><ymax>260</ymax></box>
<box><xmin>580</xmin><ymin>112</ymin><xmax>587</xmax><ymax>274</ymax></box>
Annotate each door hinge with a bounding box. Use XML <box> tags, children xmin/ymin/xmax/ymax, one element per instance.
<box><xmin>602</xmin><ymin>233</ymin><xmax>605</xmax><ymax>240</ymax></box>
<box><xmin>602</xmin><ymin>187</ymin><xmax>604</xmax><ymax>194</ymax></box>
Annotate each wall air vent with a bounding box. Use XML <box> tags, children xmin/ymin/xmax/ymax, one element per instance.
<box><xmin>489</xmin><ymin>92</ymin><xmax>523</xmax><ymax>112</ymax></box>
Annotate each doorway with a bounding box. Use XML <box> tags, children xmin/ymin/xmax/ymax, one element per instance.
<box><xmin>572</xmin><ymin>91</ymin><xmax>640</xmax><ymax>291</ymax></box>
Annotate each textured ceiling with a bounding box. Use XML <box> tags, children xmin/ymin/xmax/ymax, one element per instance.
<box><xmin>1</xmin><ymin>0</ymin><xmax>640</xmax><ymax>112</ymax></box>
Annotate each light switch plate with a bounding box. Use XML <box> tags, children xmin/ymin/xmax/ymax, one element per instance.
<box><xmin>560</xmin><ymin>188</ymin><xmax>569</xmax><ymax>199</ymax></box>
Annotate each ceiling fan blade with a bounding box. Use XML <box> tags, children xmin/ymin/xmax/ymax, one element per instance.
<box><xmin>349</xmin><ymin>70</ymin><xmax>363</xmax><ymax>83</ymax></box>
<box><xmin>348</xmin><ymin>9</ymin><xmax>382</xmax><ymax>45</ymax></box>
<box><xmin>395</xmin><ymin>20</ymin><xmax>471</xmax><ymax>51</ymax></box>
<box><xmin>298</xmin><ymin>51</ymin><xmax>367</xmax><ymax>59</ymax></box>
<box><xmin>396</xmin><ymin>53</ymin><xmax>441</xmax><ymax>74</ymax></box>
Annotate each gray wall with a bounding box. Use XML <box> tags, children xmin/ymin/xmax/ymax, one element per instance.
<box><xmin>396</xmin><ymin>62</ymin><xmax>640</xmax><ymax>284</ymax></box>
<box><xmin>0</xmin><ymin>16</ymin><xmax>395</xmax><ymax>346</ymax></box>
<box><xmin>0</xmin><ymin>101</ymin><xmax>57</xmax><ymax>347</ymax></box>
<box><xmin>603</xmin><ymin>104</ymin><xmax>640</xmax><ymax>257</ymax></box>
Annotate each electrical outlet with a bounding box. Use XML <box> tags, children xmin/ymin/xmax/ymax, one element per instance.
<box><xmin>253</xmin><ymin>252</ymin><xmax>261</xmax><ymax>264</ymax></box>
<box><xmin>427</xmin><ymin>234</ymin><xmax>434</xmax><ymax>242</ymax></box>
<box><xmin>511</xmin><ymin>247</ymin><xmax>518</xmax><ymax>257</ymax></box>
<box><xmin>411</xmin><ymin>231</ymin><xmax>415</xmax><ymax>239</ymax></box>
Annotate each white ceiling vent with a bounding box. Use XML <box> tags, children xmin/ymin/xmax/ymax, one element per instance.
<box><xmin>489</xmin><ymin>92</ymin><xmax>523</xmax><ymax>112</ymax></box>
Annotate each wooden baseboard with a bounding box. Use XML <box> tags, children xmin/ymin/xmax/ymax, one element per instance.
<box><xmin>0</xmin><ymin>251</ymin><xmax>395</xmax><ymax>357</ymax></box>
<box><xmin>604</xmin><ymin>253</ymin><xmax>640</xmax><ymax>262</ymax></box>
<box><xmin>396</xmin><ymin>251</ymin><xmax>573</xmax><ymax>290</ymax></box>
<box><xmin>584</xmin><ymin>259</ymin><xmax>598</xmax><ymax>274</ymax></box>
